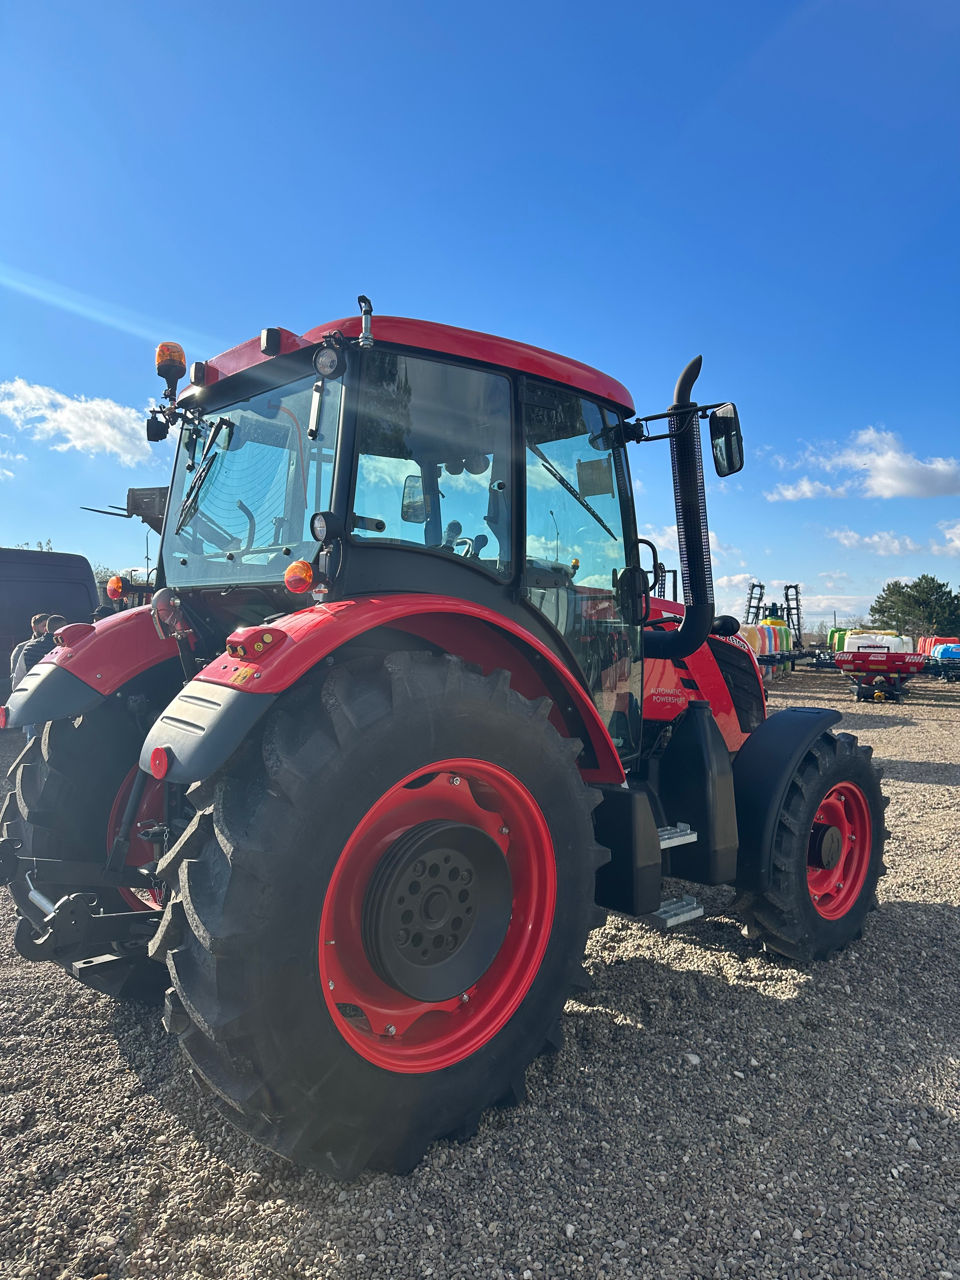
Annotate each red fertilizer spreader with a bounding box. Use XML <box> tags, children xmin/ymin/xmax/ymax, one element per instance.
<box><xmin>834</xmin><ymin>649</ymin><xmax>925</xmax><ymax>703</ymax></box>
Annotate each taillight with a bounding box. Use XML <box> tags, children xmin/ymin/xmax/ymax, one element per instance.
<box><xmin>150</xmin><ymin>746</ymin><xmax>171</xmax><ymax>779</ymax></box>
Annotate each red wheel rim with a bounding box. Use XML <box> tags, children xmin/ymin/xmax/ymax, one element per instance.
<box><xmin>806</xmin><ymin>781</ymin><xmax>872</xmax><ymax>919</ymax></box>
<box><xmin>318</xmin><ymin>759</ymin><xmax>557</xmax><ymax>1073</ymax></box>
<box><xmin>106</xmin><ymin>766</ymin><xmax>166</xmax><ymax>911</ymax></box>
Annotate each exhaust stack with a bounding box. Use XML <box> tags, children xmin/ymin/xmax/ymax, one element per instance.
<box><xmin>644</xmin><ymin>356</ymin><xmax>716</xmax><ymax>660</ymax></box>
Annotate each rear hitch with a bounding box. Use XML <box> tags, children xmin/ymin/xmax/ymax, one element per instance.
<box><xmin>14</xmin><ymin>894</ymin><xmax>161</xmax><ymax>965</ymax></box>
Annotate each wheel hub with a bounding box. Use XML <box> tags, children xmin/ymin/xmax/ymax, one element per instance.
<box><xmin>810</xmin><ymin>822</ymin><xmax>843</xmax><ymax>870</ymax></box>
<box><xmin>362</xmin><ymin>820</ymin><xmax>512</xmax><ymax>1002</ymax></box>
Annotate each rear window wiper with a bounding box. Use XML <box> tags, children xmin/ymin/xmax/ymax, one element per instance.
<box><xmin>175</xmin><ymin>417</ymin><xmax>234</xmax><ymax>534</ymax></box>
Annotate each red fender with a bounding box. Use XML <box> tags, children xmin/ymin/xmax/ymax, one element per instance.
<box><xmin>45</xmin><ymin>606</ymin><xmax>180</xmax><ymax>694</ymax></box>
<box><xmin>639</xmin><ymin>601</ymin><xmax>762</xmax><ymax>752</ymax></box>
<box><xmin>200</xmin><ymin>594</ymin><xmax>625</xmax><ymax>784</ymax></box>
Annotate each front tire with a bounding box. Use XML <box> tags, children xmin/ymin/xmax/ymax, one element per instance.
<box><xmin>740</xmin><ymin>731</ymin><xmax>886</xmax><ymax>962</ymax></box>
<box><xmin>153</xmin><ymin>651</ymin><xmax>609</xmax><ymax>1176</ymax></box>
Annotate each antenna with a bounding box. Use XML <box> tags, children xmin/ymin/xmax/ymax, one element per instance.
<box><xmin>549</xmin><ymin>510</ymin><xmax>560</xmax><ymax>562</ymax></box>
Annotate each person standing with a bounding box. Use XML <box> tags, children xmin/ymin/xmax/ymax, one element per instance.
<box><xmin>9</xmin><ymin>613</ymin><xmax>49</xmax><ymax>688</ymax></box>
<box><xmin>14</xmin><ymin>614</ymin><xmax>65</xmax><ymax>740</ymax></box>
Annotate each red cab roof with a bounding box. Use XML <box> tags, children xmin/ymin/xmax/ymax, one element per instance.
<box><xmin>198</xmin><ymin>315</ymin><xmax>634</xmax><ymax>413</ymax></box>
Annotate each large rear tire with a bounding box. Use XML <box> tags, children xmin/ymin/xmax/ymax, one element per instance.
<box><xmin>1</xmin><ymin>702</ymin><xmax>168</xmax><ymax>1001</ymax></box>
<box><xmin>153</xmin><ymin>651</ymin><xmax>609</xmax><ymax>1177</ymax></box>
<box><xmin>739</xmin><ymin>731</ymin><xmax>886</xmax><ymax>962</ymax></box>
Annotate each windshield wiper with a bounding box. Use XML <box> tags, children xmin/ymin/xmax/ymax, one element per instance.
<box><xmin>528</xmin><ymin>442</ymin><xmax>617</xmax><ymax>541</ymax></box>
<box><xmin>175</xmin><ymin>417</ymin><xmax>233</xmax><ymax>535</ymax></box>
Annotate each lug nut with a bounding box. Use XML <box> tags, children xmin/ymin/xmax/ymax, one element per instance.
<box><xmin>449</xmin><ymin>775</ymin><xmax>461</xmax><ymax>786</ymax></box>
<box><xmin>413</xmin><ymin>860</ymin><xmax>425</xmax><ymax>877</ymax></box>
<box><xmin>499</xmin><ymin>825</ymin><xmax>510</xmax><ymax>835</ymax></box>
<box><xmin>385</xmin><ymin>1024</ymin><xmax>396</xmax><ymax>1036</ymax></box>
<box><xmin>460</xmin><ymin>993</ymin><xmax>469</xmax><ymax>1004</ymax></box>
<box><xmin>327</xmin><ymin>979</ymin><xmax>335</xmax><ymax>990</ymax></box>
<box><xmin>396</xmin><ymin>929</ymin><xmax>409</xmax><ymax>945</ymax></box>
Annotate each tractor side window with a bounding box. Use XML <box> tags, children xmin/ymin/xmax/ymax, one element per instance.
<box><xmin>352</xmin><ymin>350</ymin><xmax>512</xmax><ymax>576</ymax></box>
<box><xmin>523</xmin><ymin>386</ymin><xmax>626</xmax><ymax>593</ymax></box>
<box><xmin>522</xmin><ymin>381</ymin><xmax>635</xmax><ymax>747</ymax></box>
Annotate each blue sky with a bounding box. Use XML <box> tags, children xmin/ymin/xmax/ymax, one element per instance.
<box><xmin>1</xmin><ymin>0</ymin><xmax>958</xmax><ymax>625</ymax></box>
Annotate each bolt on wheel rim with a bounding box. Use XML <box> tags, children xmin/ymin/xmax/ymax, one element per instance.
<box><xmin>806</xmin><ymin>781</ymin><xmax>872</xmax><ymax>919</ymax></box>
<box><xmin>319</xmin><ymin>759</ymin><xmax>557</xmax><ymax>1073</ymax></box>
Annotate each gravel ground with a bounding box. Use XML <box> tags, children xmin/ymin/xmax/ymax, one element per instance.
<box><xmin>1</xmin><ymin>667</ymin><xmax>958</xmax><ymax>1280</ymax></box>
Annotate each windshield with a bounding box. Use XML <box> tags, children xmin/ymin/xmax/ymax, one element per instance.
<box><xmin>161</xmin><ymin>373</ymin><xmax>341</xmax><ymax>587</ymax></box>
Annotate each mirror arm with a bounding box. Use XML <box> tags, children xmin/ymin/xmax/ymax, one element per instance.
<box><xmin>625</xmin><ymin>402</ymin><xmax>728</xmax><ymax>444</ymax></box>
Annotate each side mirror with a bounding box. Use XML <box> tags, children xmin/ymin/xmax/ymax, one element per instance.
<box><xmin>708</xmin><ymin>403</ymin><xmax>744</xmax><ymax>477</ymax></box>
<box><xmin>400</xmin><ymin>474</ymin><xmax>427</xmax><ymax>523</ymax></box>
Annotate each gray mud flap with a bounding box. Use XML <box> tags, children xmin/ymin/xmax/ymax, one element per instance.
<box><xmin>3</xmin><ymin>663</ymin><xmax>105</xmax><ymax>728</ymax></box>
<box><xmin>140</xmin><ymin>680</ymin><xmax>277</xmax><ymax>784</ymax></box>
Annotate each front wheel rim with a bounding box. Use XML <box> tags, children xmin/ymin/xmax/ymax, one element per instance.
<box><xmin>319</xmin><ymin>759</ymin><xmax>557</xmax><ymax>1073</ymax></box>
<box><xmin>806</xmin><ymin>781</ymin><xmax>872</xmax><ymax>919</ymax></box>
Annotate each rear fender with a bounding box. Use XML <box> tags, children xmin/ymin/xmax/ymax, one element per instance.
<box><xmin>732</xmin><ymin>707</ymin><xmax>842</xmax><ymax>892</ymax></box>
<box><xmin>3</xmin><ymin>608</ymin><xmax>180</xmax><ymax>729</ymax></box>
<box><xmin>140</xmin><ymin>594</ymin><xmax>626</xmax><ymax>786</ymax></box>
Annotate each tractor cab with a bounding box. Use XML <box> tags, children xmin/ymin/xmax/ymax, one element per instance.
<box><xmin>146</xmin><ymin>302</ymin><xmax>742</xmax><ymax>761</ymax></box>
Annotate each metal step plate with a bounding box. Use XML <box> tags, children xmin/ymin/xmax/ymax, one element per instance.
<box><xmin>657</xmin><ymin>823</ymin><xmax>698</xmax><ymax>849</ymax></box>
<box><xmin>643</xmin><ymin>894</ymin><xmax>705</xmax><ymax>930</ymax></box>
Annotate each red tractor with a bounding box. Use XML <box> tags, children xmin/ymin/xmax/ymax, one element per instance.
<box><xmin>0</xmin><ymin>300</ymin><xmax>886</xmax><ymax>1177</ymax></box>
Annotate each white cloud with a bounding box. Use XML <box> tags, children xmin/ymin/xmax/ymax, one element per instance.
<box><xmin>931</xmin><ymin>520</ymin><xmax>960</xmax><ymax>557</ymax></box>
<box><xmin>641</xmin><ymin>522</ymin><xmax>739</xmax><ymax>561</ymax></box>
<box><xmin>826</xmin><ymin>528</ymin><xmax>922</xmax><ymax>556</ymax></box>
<box><xmin>800</xmin><ymin>593</ymin><xmax>873</xmax><ymax>617</ymax></box>
<box><xmin>764</xmin><ymin>476</ymin><xmax>848</xmax><ymax>502</ymax></box>
<box><xmin>817</xmin><ymin>569</ymin><xmax>850</xmax><ymax>581</ymax></box>
<box><xmin>772</xmin><ymin>427</ymin><xmax>960</xmax><ymax>501</ymax></box>
<box><xmin>0</xmin><ymin>377</ymin><xmax>150</xmax><ymax>469</ymax></box>
<box><xmin>716</xmin><ymin>572</ymin><xmax>753</xmax><ymax>590</ymax></box>
<box><xmin>0</xmin><ymin>467</ymin><xmax>12</xmax><ymax>482</ymax></box>
<box><xmin>830</xmin><ymin>428</ymin><xmax>960</xmax><ymax>499</ymax></box>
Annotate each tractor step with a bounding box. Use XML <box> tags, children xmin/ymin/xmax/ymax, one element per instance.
<box><xmin>643</xmin><ymin>894</ymin><xmax>705</xmax><ymax>930</ymax></box>
<box><xmin>657</xmin><ymin>823</ymin><xmax>698</xmax><ymax>849</ymax></box>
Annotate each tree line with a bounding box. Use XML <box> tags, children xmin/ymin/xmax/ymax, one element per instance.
<box><xmin>869</xmin><ymin>574</ymin><xmax>960</xmax><ymax>638</ymax></box>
